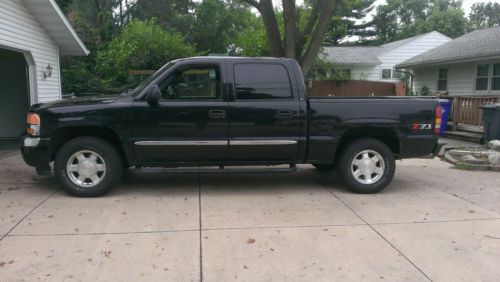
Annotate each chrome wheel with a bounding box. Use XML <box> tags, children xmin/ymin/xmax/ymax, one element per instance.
<box><xmin>66</xmin><ymin>150</ymin><xmax>107</xmax><ymax>187</ymax></box>
<box><xmin>351</xmin><ymin>150</ymin><xmax>385</xmax><ymax>184</ymax></box>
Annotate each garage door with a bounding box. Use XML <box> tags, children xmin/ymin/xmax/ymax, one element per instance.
<box><xmin>0</xmin><ymin>48</ymin><xmax>29</xmax><ymax>138</ymax></box>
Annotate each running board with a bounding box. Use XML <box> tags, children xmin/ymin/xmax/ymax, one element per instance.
<box><xmin>135</xmin><ymin>164</ymin><xmax>297</xmax><ymax>175</ymax></box>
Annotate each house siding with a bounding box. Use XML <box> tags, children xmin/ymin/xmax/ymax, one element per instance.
<box><xmin>411</xmin><ymin>60</ymin><xmax>500</xmax><ymax>96</ymax></box>
<box><xmin>447</xmin><ymin>63</ymin><xmax>474</xmax><ymax>96</ymax></box>
<box><xmin>0</xmin><ymin>0</ymin><xmax>61</xmax><ymax>103</ymax></box>
<box><xmin>413</xmin><ymin>67</ymin><xmax>438</xmax><ymax>93</ymax></box>
<box><xmin>328</xmin><ymin>32</ymin><xmax>451</xmax><ymax>83</ymax></box>
<box><xmin>377</xmin><ymin>31</ymin><xmax>451</xmax><ymax>82</ymax></box>
<box><xmin>351</xmin><ymin>65</ymin><xmax>380</xmax><ymax>81</ymax></box>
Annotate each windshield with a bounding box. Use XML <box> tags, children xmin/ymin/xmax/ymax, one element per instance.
<box><xmin>130</xmin><ymin>62</ymin><xmax>175</xmax><ymax>97</ymax></box>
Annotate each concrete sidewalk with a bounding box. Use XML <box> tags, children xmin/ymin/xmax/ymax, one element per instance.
<box><xmin>1</xmin><ymin>153</ymin><xmax>499</xmax><ymax>281</ymax></box>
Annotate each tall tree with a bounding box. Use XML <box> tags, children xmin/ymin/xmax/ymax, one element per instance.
<box><xmin>127</xmin><ymin>0</ymin><xmax>195</xmax><ymax>36</ymax></box>
<box><xmin>190</xmin><ymin>0</ymin><xmax>256</xmax><ymax>54</ymax></box>
<box><xmin>324</xmin><ymin>0</ymin><xmax>376</xmax><ymax>45</ymax></box>
<box><xmin>70</xmin><ymin>0</ymin><xmax>120</xmax><ymax>46</ymax></box>
<box><xmin>56</xmin><ymin>0</ymin><xmax>74</xmax><ymax>13</ymax></box>
<box><xmin>372</xmin><ymin>2</ymin><xmax>399</xmax><ymax>43</ymax></box>
<box><xmin>468</xmin><ymin>2</ymin><xmax>500</xmax><ymax>30</ymax></box>
<box><xmin>239</xmin><ymin>0</ymin><xmax>339</xmax><ymax>75</ymax></box>
<box><xmin>58</xmin><ymin>0</ymin><xmax>122</xmax><ymax>94</ymax></box>
<box><xmin>373</xmin><ymin>0</ymin><xmax>467</xmax><ymax>43</ymax></box>
<box><xmin>98</xmin><ymin>20</ymin><xmax>195</xmax><ymax>89</ymax></box>
<box><xmin>231</xmin><ymin>16</ymin><xmax>270</xmax><ymax>56</ymax></box>
<box><xmin>423</xmin><ymin>2</ymin><xmax>467</xmax><ymax>38</ymax></box>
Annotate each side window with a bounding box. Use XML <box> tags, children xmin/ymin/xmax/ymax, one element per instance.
<box><xmin>392</xmin><ymin>69</ymin><xmax>402</xmax><ymax>79</ymax></box>
<box><xmin>493</xmin><ymin>63</ymin><xmax>500</xmax><ymax>91</ymax></box>
<box><xmin>437</xmin><ymin>68</ymin><xmax>447</xmax><ymax>91</ymax></box>
<box><xmin>475</xmin><ymin>64</ymin><xmax>489</xmax><ymax>91</ymax></box>
<box><xmin>382</xmin><ymin>69</ymin><xmax>392</xmax><ymax>79</ymax></box>
<box><xmin>159</xmin><ymin>65</ymin><xmax>221</xmax><ymax>100</ymax></box>
<box><xmin>234</xmin><ymin>63</ymin><xmax>292</xmax><ymax>100</ymax></box>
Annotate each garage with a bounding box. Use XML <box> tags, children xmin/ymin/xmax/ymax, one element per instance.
<box><xmin>0</xmin><ymin>0</ymin><xmax>88</xmax><ymax>140</ymax></box>
<box><xmin>0</xmin><ymin>48</ymin><xmax>29</xmax><ymax>138</ymax></box>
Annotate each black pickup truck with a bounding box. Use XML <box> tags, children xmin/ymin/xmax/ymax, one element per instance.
<box><xmin>21</xmin><ymin>57</ymin><xmax>442</xmax><ymax>197</ymax></box>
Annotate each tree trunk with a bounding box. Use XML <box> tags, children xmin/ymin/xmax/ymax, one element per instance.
<box><xmin>119</xmin><ymin>0</ymin><xmax>123</xmax><ymax>26</ymax></box>
<box><xmin>256</xmin><ymin>0</ymin><xmax>284</xmax><ymax>57</ymax></box>
<box><xmin>240</xmin><ymin>0</ymin><xmax>337</xmax><ymax>76</ymax></box>
<box><xmin>283</xmin><ymin>0</ymin><xmax>297</xmax><ymax>58</ymax></box>
<box><xmin>125</xmin><ymin>0</ymin><xmax>130</xmax><ymax>22</ymax></box>
<box><xmin>300</xmin><ymin>1</ymin><xmax>337</xmax><ymax>75</ymax></box>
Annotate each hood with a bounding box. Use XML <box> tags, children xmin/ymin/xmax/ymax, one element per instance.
<box><xmin>31</xmin><ymin>94</ymin><xmax>123</xmax><ymax>111</ymax></box>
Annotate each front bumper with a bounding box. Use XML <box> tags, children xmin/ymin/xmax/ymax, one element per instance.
<box><xmin>20</xmin><ymin>134</ymin><xmax>51</xmax><ymax>169</ymax></box>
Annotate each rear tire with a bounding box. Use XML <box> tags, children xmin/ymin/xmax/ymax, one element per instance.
<box><xmin>54</xmin><ymin>137</ymin><xmax>122</xmax><ymax>197</ymax></box>
<box><xmin>336</xmin><ymin>138</ymin><xmax>395</xmax><ymax>194</ymax></box>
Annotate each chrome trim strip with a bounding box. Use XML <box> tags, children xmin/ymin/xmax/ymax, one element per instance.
<box><xmin>230</xmin><ymin>140</ymin><xmax>297</xmax><ymax>145</ymax></box>
<box><xmin>135</xmin><ymin>141</ymin><xmax>228</xmax><ymax>146</ymax></box>
<box><xmin>135</xmin><ymin>140</ymin><xmax>297</xmax><ymax>146</ymax></box>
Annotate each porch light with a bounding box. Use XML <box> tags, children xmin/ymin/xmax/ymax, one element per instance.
<box><xmin>43</xmin><ymin>64</ymin><xmax>53</xmax><ymax>79</ymax></box>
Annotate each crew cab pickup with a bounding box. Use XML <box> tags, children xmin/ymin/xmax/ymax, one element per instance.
<box><xmin>21</xmin><ymin>57</ymin><xmax>442</xmax><ymax>197</ymax></box>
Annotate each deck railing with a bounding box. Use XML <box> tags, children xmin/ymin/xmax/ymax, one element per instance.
<box><xmin>452</xmin><ymin>96</ymin><xmax>500</xmax><ymax>127</ymax></box>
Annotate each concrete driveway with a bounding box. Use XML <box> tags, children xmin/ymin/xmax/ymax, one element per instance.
<box><xmin>1</xmin><ymin>153</ymin><xmax>499</xmax><ymax>281</ymax></box>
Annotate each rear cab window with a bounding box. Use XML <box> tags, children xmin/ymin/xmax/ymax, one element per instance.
<box><xmin>233</xmin><ymin>63</ymin><xmax>293</xmax><ymax>100</ymax></box>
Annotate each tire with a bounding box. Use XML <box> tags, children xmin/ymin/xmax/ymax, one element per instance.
<box><xmin>54</xmin><ymin>137</ymin><xmax>123</xmax><ymax>197</ymax></box>
<box><xmin>312</xmin><ymin>164</ymin><xmax>335</xmax><ymax>171</ymax></box>
<box><xmin>336</xmin><ymin>138</ymin><xmax>395</xmax><ymax>194</ymax></box>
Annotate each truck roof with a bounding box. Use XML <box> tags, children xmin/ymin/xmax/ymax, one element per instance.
<box><xmin>173</xmin><ymin>56</ymin><xmax>296</xmax><ymax>64</ymax></box>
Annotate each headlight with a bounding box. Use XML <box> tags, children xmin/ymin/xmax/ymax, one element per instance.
<box><xmin>26</xmin><ymin>113</ymin><xmax>41</xmax><ymax>136</ymax></box>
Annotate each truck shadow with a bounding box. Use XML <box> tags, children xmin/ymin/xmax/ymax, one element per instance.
<box><xmin>115</xmin><ymin>165</ymin><xmax>349</xmax><ymax>196</ymax></box>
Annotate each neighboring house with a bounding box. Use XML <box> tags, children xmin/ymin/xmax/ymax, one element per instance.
<box><xmin>0</xmin><ymin>0</ymin><xmax>88</xmax><ymax>138</ymax></box>
<box><xmin>319</xmin><ymin>31</ymin><xmax>451</xmax><ymax>82</ymax></box>
<box><xmin>396</xmin><ymin>27</ymin><xmax>500</xmax><ymax>97</ymax></box>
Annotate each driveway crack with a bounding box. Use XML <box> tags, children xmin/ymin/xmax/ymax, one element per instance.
<box><xmin>309</xmin><ymin>172</ymin><xmax>433</xmax><ymax>281</ymax></box>
<box><xmin>398</xmin><ymin>171</ymin><xmax>500</xmax><ymax>217</ymax></box>
<box><xmin>0</xmin><ymin>188</ymin><xmax>59</xmax><ymax>242</ymax></box>
<box><xmin>198</xmin><ymin>174</ymin><xmax>203</xmax><ymax>282</ymax></box>
<box><xmin>323</xmin><ymin>188</ymin><xmax>433</xmax><ymax>281</ymax></box>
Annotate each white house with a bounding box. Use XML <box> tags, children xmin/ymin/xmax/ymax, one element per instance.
<box><xmin>396</xmin><ymin>27</ymin><xmax>500</xmax><ymax>97</ymax></box>
<box><xmin>320</xmin><ymin>31</ymin><xmax>451</xmax><ymax>82</ymax></box>
<box><xmin>0</xmin><ymin>0</ymin><xmax>88</xmax><ymax>138</ymax></box>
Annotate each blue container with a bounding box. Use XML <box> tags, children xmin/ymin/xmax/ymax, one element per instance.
<box><xmin>438</xmin><ymin>99</ymin><xmax>452</xmax><ymax>135</ymax></box>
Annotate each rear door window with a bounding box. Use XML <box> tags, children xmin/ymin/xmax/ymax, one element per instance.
<box><xmin>233</xmin><ymin>63</ymin><xmax>292</xmax><ymax>100</ymax></box>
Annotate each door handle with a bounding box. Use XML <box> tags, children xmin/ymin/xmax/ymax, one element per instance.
<box><xmin>276</xmin><ymin>110</ymin><xmax>294</xmax><ymax>119</ymax></box>
<box><xmin>208</xmin><ymin>110</ymin><xmax>226</xmax><ymax>119</ymax></box>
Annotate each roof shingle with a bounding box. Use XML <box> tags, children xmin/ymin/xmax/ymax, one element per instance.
<box><xmin>397</xmin><ymin>27</ymin><xmax>500</xmax><ymax>68</ymax></box>
<box><xmin>323</xmin><ymin>33</ymin><xmax>428</xmax><ymax>65</ymax></box>
<box><xmin>323</xmin><ymin>46</ymin><xmax>383</xmax><ymax>65</ymax></box>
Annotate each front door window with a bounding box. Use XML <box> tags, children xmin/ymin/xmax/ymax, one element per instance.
<box><xmin>159</xmin><ymin>66</ymin><xmax>222</xmax><ymax>100</ymax></box>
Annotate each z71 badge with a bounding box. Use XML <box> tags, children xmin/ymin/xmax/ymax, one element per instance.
<box><xmin>411</xmin><ymin>123</ymin><xmax>432</xmax><ymax>130</ymax></box>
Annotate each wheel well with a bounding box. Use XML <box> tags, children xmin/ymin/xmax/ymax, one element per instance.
<box><xmin>50</xmin><ymin>126</ymin><xmax>128</xmax><ymax>165</ymax></box>
<box><xmin>335</xmin><ymin>127</ymin><xmax>400</xmax><ymax>159</ymax></box>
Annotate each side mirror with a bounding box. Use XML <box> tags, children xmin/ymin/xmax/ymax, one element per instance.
<box><xmin>146</xmin><ymin>85</ymin><xmax>161</xmax><ymax>106</ymax></box>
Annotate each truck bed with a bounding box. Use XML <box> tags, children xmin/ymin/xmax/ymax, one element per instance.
<box><xmin>305</xmin><ymin>96</ymin><xmax>439</xmax><ymax>162</ymax></box>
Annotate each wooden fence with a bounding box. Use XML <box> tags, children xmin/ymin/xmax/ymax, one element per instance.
<box><xmin>452</xmin><ymin>96</ymin><xmax>500</xmax><ymax>127</ymax></box>
<box><xmin>309</xmin><ymin>80</ymin><xmax>406</xmax><ymax>97</ymax></box>
<box><xmin>128</xmin><ymin>69</ymin><xmax>156</xmax><ymax>83</ymax></box>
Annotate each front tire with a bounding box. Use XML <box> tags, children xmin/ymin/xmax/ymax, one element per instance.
<box><xmin>336</xmin><ymin>138</ymin><xmax>395</xmax><ymax>194</ymax></box>
<box><xmin>54</xmin><ymin>137</ymin><xmax>123</xmax><ymax>197</ymax></box>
